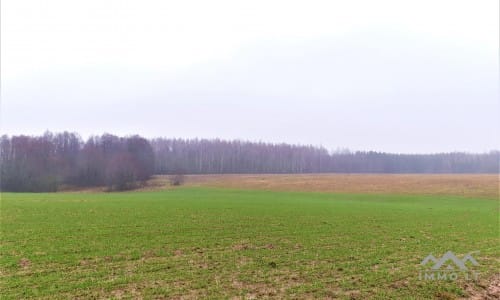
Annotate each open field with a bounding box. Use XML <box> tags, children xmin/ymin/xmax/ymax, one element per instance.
<box><xmin>152</xmin><ymin>174</ymin><xmax>500</xmax><ymax>199</ymax></box>
<box><xmin>1</xmin><ymin>186</ymin><xmax>499</xmax><ymax>299</ymax></box>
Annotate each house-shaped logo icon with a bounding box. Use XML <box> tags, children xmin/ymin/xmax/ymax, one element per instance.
<box><xmin>421</xmin><ymin>251</ymin><xmax>479</xmax><ymax>271</ymax></box>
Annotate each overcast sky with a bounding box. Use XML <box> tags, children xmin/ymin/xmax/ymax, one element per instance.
<box><xmin>1</xmin><ymin>0</ymin><xmax>499</xmax><ymax>153</ymax></box>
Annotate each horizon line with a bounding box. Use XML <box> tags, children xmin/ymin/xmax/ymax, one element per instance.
<box><xmin>1</xmin><ymin>130</ymin><xmax>499</xmax><ymax>156</ymax></box>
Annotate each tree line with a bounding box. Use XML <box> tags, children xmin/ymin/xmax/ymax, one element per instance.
<box><xmin>0</xmin><ymin>132</ymin><xmax>154</xmax><ymax>192</ymax></box>
<box><xmin>1</xmin><ymin>132</ymin><xmax>498</xmax><ymax>192</ymax></box>
<box><xmin>151</xmin><ymin>138</ymin><xmax>499</xmax><ymax>174</ymax></box>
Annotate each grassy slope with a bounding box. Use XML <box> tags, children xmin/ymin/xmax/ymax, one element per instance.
<box><xmin>1</xmin><ymin>188</ymin><xmax>498</xmax><ymax>299</ymax></box>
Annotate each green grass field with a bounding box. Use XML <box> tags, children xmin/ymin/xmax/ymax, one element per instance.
<box><xmin>1</xmin><ymin>188</ymin><xmax>498</xmax><ymax>299</ymax></box>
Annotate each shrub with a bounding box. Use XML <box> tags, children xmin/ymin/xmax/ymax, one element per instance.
<box><xmin>170</xmin><ymin>174</ymin><xmax>185</xmax><ymax>186</ymax></box>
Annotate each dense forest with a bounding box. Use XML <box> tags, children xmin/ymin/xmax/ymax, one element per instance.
<box><xmin>151</xmin><ymin>138</ymin><xmax>499</xmax><ymax>174</ymax></box>
<box><xmin>1</xmin><ymin>132</ymin><xmax>499</xmax><ymax>192</ymax></box>
<box><xmin>0</xmin><ymin>132</ymin><xmax>154</xmax><ymax>192</ymax></box>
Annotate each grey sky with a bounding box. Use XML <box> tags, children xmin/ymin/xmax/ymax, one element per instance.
<box><xmin>1</xmin><ymin>0</ymin><xmax>499</xmax><ymax>153</ymax></box>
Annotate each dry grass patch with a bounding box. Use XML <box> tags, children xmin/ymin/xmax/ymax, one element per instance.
<box><xmin>180</xmin><ymin>174</ymin><xmax>499</xmax><ymax>198</ymax></box>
